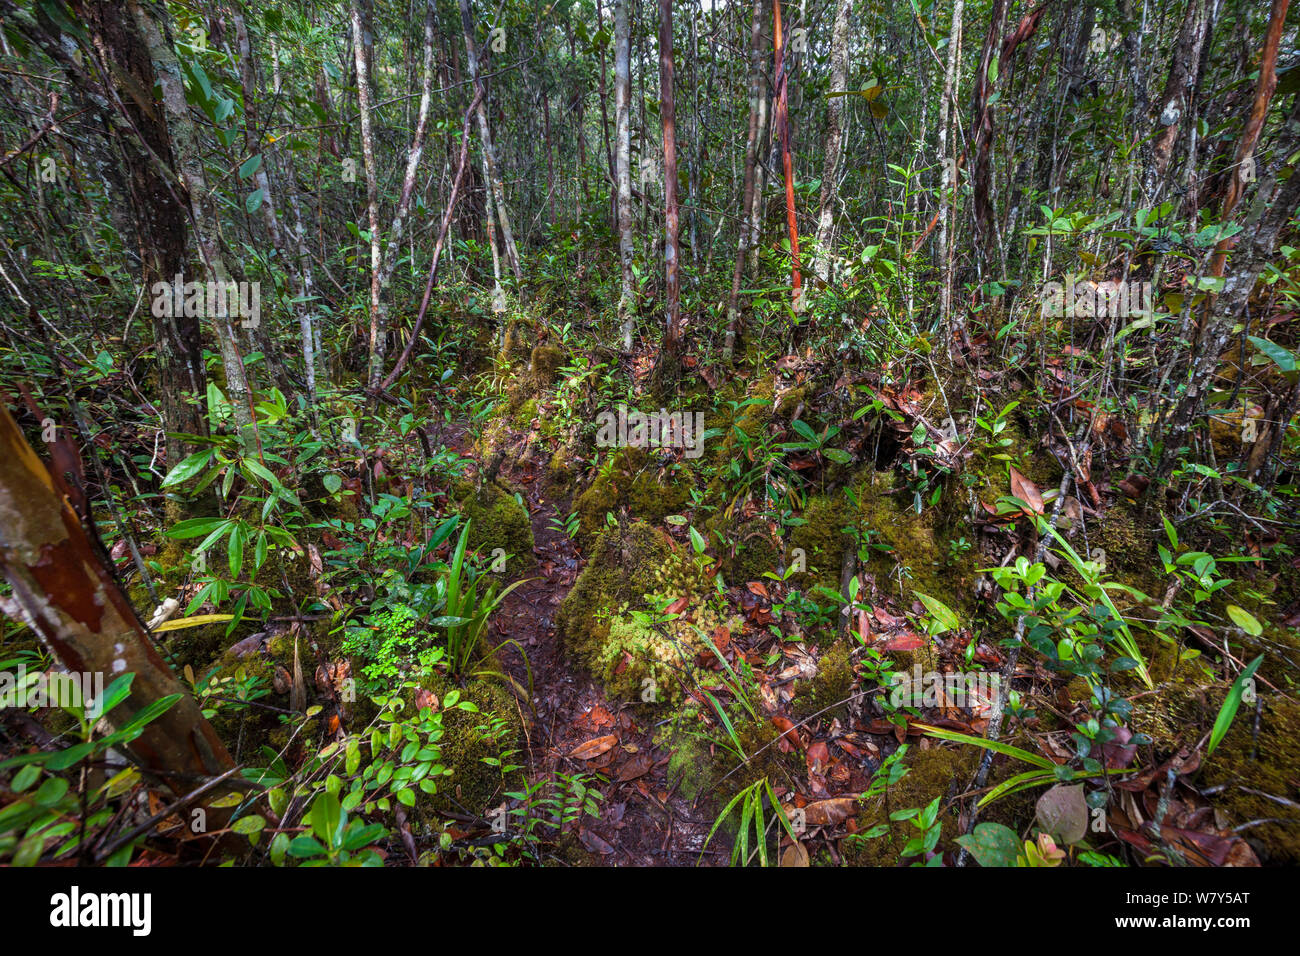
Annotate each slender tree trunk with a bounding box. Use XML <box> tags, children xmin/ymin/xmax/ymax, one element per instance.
<box><xmin>773</xmin><ymin>0</ymin><xmax>802</xmax><ymax>312</ymax></box>
<box><xmin>935</xmin><ymin>0</ymin><xmax>965</xmax><ymax>362</ymax></box>
<box><xmin>350</xmin><ymin>0</ymin><xmax>385</xmax><ymax>398</ymax></box>
<box><xmin>724</xmin><ymin>0</ymin><xmax>767</xmax><ymax>361</ymax></box>
<box><xmin>70</xmin><ymin>0</ymin><xmax>206</xmax><ymax>478</ymax></box>
<box><xmin>1144</xmin><ymin>0</ymin><xmax>1212</xmax><ymax>201</ymax></box>
<box><xmin>130</xmin><ymin>0</ymin><xmax>254</xmax><ymax>434</ymax></box>
<box><xmin>813</xmin><ymin>0</ymin><xmax>850</xmax><ymax>283</ymax></box>
<box><xmin>970</xmin><ymin>0</ymin><xmax>1009</xmax><ymax>287</ymax></box>
<box><xmin>660</xmin><ymin>0</ymin><xmax>681</xmax><ymax>353</ymax></box>
<box><xmin>1157</xmin><ymin>0</ymin><xmax>1293</xmax><ymax>484</ymax></box>
<box><xmin>458</xmin><ymin>0</ymin><xmax>522</xmax><ymax>284</ymax></box>
<box><xmin>615</xmin><ymin>0</ymin><xmax>637</xmax><ymax>349</ymax></box>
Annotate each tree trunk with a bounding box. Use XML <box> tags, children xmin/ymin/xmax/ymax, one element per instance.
<box><xmin>724</xmin><ymin>0</ymin><xmax>767</xmax><ymax>362</ymax></box>
<box><xmin>0</xmin><ymin>405</ymin><xmax>236</xmax><ymax>810</ymax></box>
<box><xmin>772</xmin><ymin>0</ymin><xmax>802</xmax><ymax>313</ymax></box>
<box><xmin>935</xmin><ymin>0</ymin><xmax>965</xmax><ymax>362</ymax></box>
<box><xmin>458</xmin><ymin>0</ymin><xmax>523</xmax><ymax>285</ymax></box>
<box><xmin>69</xmin><ymin>0</ymin><xmax>206</xmax><ymax>479</ymax></box>
<box><xmin>659</xmin><ymin>0</ymin><xmax>681</xmax><ymax>353</ymax></box>
<box><xmin>129</xmin><ymin>0</ymin><xmax>254</xmax><ymax>436</ymax></box>
<box><xmin>615</xmin><ymin>0</ymin><xmax>637</xmax><ymax>350</ymax></box>
<box><xmin>813</xmin><ymin>0</ymin><xmax>850</xmax><ymax>283</ymax></box>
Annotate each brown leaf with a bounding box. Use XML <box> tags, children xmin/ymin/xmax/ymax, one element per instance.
<box><xmin>803</xmin><ymin>797</ymin><xmax>856</xmax><ymax>826</ymax></box>
<box><xmin>1009</xmin><ymin>467</ymin><xmax>1045</xmax><ymax>515</ymax></box>
<box><xmin>781</xmin><ymin>841</ymin><xmax>811</xmax><ymax>867</ymax></box>
<box><xmin>569</xmin><ymin>735</ymin><xmax>618</xmax><ymax>760</ymax></box>
<box><xmin>615</xmin><ymin>751</ymin><xmax>655</xmax><ymax>783</ymax></box>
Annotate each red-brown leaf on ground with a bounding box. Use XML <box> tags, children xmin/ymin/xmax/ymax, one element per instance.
<box><xmin>746</xmin><ymin>581</ymin><xmax>770</xmax><ymax>599</ymax></box>
<box><xmin>664</xmin><ymin>595</ymin><xmax>690</xmax><ymax>616</ymax></box>
<box><xmin>877</xmin><ymin>629</ymin><xmax>925</xmax><ymax>651</ymax></box>
<box><xmin>1009</xmin><ymin>466</ymin><xmax>1045</xmax><ymax>515</ymax></box>
<box><xmin>615</xmin><ymin>751</ymin><xmax>655</xmax><ymax>783</ymax></box>
<box><xmin>771</xmin><ymin>715</ymin><xmax>801</xmax><ymax>752</ymax></box>
<box><xmin>578</xmin><ymin>827</ymin><xmax>616</xmax><ymax>855</ymax></box>
<box><xmin>569</xmin><ymin>735</ymin><xmax>618</xmax><ymax>760</ymax></box>
<box><xmin>585</xmin><ymin>703</ymin><xmax>615</xmax><ymax>728</ymax></box>
<box><xmin>807</xmin><ymin>740</ymin><xmax>831</xmax><ymax>774</ymax></box>
<box><xmin>803</xmin><ymin>797</ymin><xmax>857</xmax><ymax>826</ymax></box>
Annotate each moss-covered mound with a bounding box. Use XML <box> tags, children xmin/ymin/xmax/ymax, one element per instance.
<box><xmin>454</xmin><ymin>480</ymin><xmax>536</xmax><ymax>576</ymax></box>
<box><xmin>411</xmin><ymin>672</ymin><xmax>524</xmax><ymax>824</ymax></box>
<box><xmin>572</xmin><ymin>446</ymin><xmax>691</xmax><ymax>547</ymax></box>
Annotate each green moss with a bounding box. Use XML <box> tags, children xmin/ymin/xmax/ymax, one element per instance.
<box><xmin>573</xmin><ymin>446</ymin><xmax>691</xmax><ymax>547</ymax></box>
<box><xmin>788</xmin><ymin>493</ymin><xmax>851</xmax><ymax>593</ymax></box>
<box><xmin>557</xmin><ymin>520</ymin><xmax>673</xmax><ymax>659</ymax></box>
<box><xmin>547</xmin><ymin>448</ymin><xmax>575</xmax><ymax>496</ymax></box>
<box><xmin>412</xmin><ymin>673</ymin><xmax>524</xmax><ymax>823</ymax></box>
<box><xmin>712</xmin><ymin>516</ymin><xmax>780</xmax><ymax>585</ymax></box>
<box><xmin>1197</xmin><ymin>696</ymin><xmax>1300</xmax><ymax>863</ymax></box>
<box><xmin>511</xmin><ymin>398</ymin><xmax>539</xmax><ymax>429</ymax></box>
<box><xmin>454</xmin><ymin>481</ymin><xmax>536</xmax><ymax>575</ymax></box>
<box><xmin>529</xmin><ymin>344</ymin><xmax>567</xmax><ymax>388</ymax></box>
<box><xmin>592</xmin><ymin>614</ymin><xmax>704</xmax><ymax>707</ymax></box>
<box><xmin>791</xmin><ymin>641</ymin><xmax>856</xmax><ymax>722</ymax></box>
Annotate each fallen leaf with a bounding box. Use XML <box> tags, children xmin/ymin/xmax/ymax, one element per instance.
<box><xmin>569</xmin><ymin>735</ymin><xmax>618</xmax><ymax>760</ymax></box>
<box><xmin>803</xmin><ymin>798</ymin><xmax>856</xmax><ymax>826</ymax></box>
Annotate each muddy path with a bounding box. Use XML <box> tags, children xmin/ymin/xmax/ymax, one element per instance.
<box><xmin>457</xmin><ymin>430</ymin><xmax>723</xmax><ymax>865</ymax></box>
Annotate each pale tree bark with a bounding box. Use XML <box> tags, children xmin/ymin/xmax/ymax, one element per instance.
<box><xmin>350</xmin><ymin>0</ymin><xmax>385</xmax><ymax>397</ymax></box>
<box><xmin>659</xmin><ymin>0</ymin><xmax>681</xmax><ymax>353</ymax></box>
<box><xmin>813</xmin><ymin>0</ymin><xmax>851</xmax><ymax>284</ymax></box>
<box><xmin>724</xmin><ymin>0</ymin><xmax>767</xmax><ymax>362</ymax></box>
<box><xmin>615</xmin><ymin>0</ymin><xmax>637</xmax><ymax>350</ymax></box>
<box><xmin>458</xmin><ymin>0</ymin><xmax>523</xmax><ymax>285</ymax></box>
<box><xmin>0</xmin><ymin>404</ymin><xmax>236</xmax><ymax>814</ymax></box>
<box><xmin>130</xmin><ymin>0</ymin><xmax>254</xmax><ymax>434</ymax></box>
<box><xmin>376</xmin><ymin>0</ymin><xmax>437</xmax><ymax>293</ymax></box>
<box><xmin>935</xmin><ymin>0</ymin><xmax>965</xmax><ymax>362</ymax></box>
<box><xmin>231</xmin><ymin>6</ymin><xmax>317</xmax><ymax>415</ymax></box>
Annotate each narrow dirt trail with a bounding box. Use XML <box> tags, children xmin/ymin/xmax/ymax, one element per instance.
<box><xmin>479</xmin><ymin>439</ymin><xmax>722</xmax><ymax>865</ymax></box>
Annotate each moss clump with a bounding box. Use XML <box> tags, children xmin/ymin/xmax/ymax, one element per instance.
<box><xmin>511</xmin><ymin>398</ymin><xmax>539</xmax><ymax>429</ymax></box>
<box><xmin>412</xmin><ymin>672</ymin><xmax>524</xmax><ymax>823</ymax></box>
<box><xmin>547</xmin><ymin>448</ymin><xmax>575</xmax><ymax>496</ymax></box>
<box><xmin>1091</xmin><ymin>503</ymin><xmax>1154</xmax><ymax>576</ymax></box>
<box><xmin>592</xmin><ymin>614</ymin><xmax>704</xmax><ymax>707</ymax></box>
<box><xmin>788</xmin><ymin>493</ymin><xmax>851</xmax><ymax>593</ymax></box>
<box><xmin>529</xmin><ymin>344</ymin><xmax>567</xmax><ymax>388</ymax></box>
<box><xmin>454</xmin><ymin>481</ymin><xmax>536</xmax><ymax>575</ymax></box>
<box><xmin>1198</xmin><ymin>695</ymin><xmax>1300</xmax><ymax>863</ymax></box>
<box><xmin>572</xmin><ymin>446</ymin><xmax>691</xmax><ymax>547</ymax></box>
<box><xmin>556</xmin><ymin>520</ymin><xmax>672</xmax><ymax>665</ymax></box>
<box><xmin>712</xmin><ymin>516</ymin><xmax>780</xmax><ymax>585</ymax></box>
<box><xmin>791</xmin><ymin>641</ymin><xmax>856</xmax><ymax>722</ymax></box>
<box><xmin>500</xmin><ymin>319</ymin><xmax>532</xmax><ymax>364</ymax></box>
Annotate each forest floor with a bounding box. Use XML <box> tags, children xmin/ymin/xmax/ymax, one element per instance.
<box><xmin>458</xmin><ymin>422</ymin><xmax>720</xmax><ymax>864</ymax></box>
